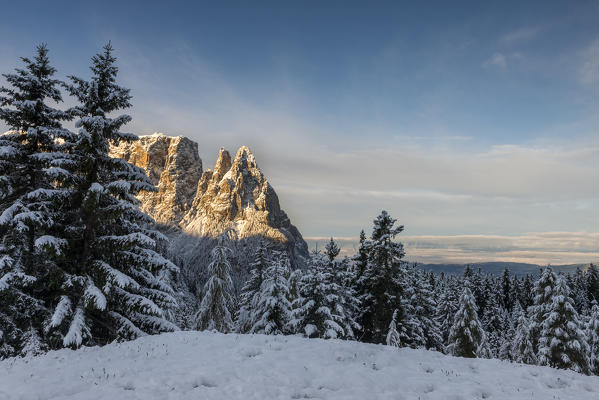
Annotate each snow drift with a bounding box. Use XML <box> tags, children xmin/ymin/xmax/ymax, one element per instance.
<box><xmin>1</xmin><ymin>331</ymin><xmax>598</xmax><ymax>400</ymax></box>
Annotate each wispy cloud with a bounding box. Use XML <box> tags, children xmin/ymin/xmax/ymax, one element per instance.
<box><xmin>483</xmin><ymin>53</ymin><xmax>507</xmax><ymax>69</ymax></box>
<box><xmin>307</xmin><ymin>232</ymin><xmax>599</xmax><ymax>265</ymax></box>
<box><xmin>580</xmin><ymin>39</ymin><xmax>599</xmax><ymax>85</ymax></box>
<box><xmin>500</xmin><ymin>26</ymin><xmax>541</xmax><ymax>44</ymax></box>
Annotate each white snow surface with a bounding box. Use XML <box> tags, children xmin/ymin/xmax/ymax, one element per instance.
<box><xmin>1</xmin><ymin>331</ymin><xmax>599</xmax><ymax>400</ymax></box>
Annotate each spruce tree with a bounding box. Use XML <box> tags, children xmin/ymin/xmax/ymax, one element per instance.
<box><xmin>587</xmin><ymin>264</ymin><xmax>599</xmax><ymax>303</ymax></box>
<box><xmin>291</xmin><ymin>251</ymin><xmax>343</xmax><ymax>339</ymax></box>
<box><xmin>435</xmin><ymin>281</ymin><xmax>458</xmax><ymax>349</ymax></box>
<box><xmin>587</xmin><ymin>301</ymin><xmax>599</xmax><ymax>375</ymax></box>
<box><xmin>352</xmin><ymin>230</ymin><xmax>369</xmax><ymax>282</ymax></box>
<box><xmin>386</xmin><ymin>309</ymin><xmax>401</xmax><ymax>347</ymax></box>
<box><xmin>511</xmin><ymin>302</ymin><xmax>536</xmax><ymax>365</ymax></box>
<box><xmin>356</xmin><ymin>210</ymin><xmax>406</xmax><ymax>344</ymax></box>
<box><xmin>501</xmin><ymin>268</ymin><xmax>512</xmax><ymax>311</ymax></box>
<box><xmin>520</xmin><ymin>274</ymin><xmax>534</xmax><ymax>310</ymax></box>
<box><xmin>528</xmin><ymin>267</ymin><xmax>557</xmax><ymax>353</ymax></box>
<box><xmin>497</xmin><ymin>308</ymin><xmax>514</xmax><ymax>361</ymax></box>
<box><xmin>196</xmin><ymin>234</ymin><xmax>234</xmax><ymax>332</ymax></box>
<box><xmin>538</xmin><ymin>275</ymin><xmax>589</xmax><ymax>374</ymax></box>
<box><xmin>403</xmin><ymin>265</ymin><xmax>442</xmax><ymax>350</ymax></box>
<box><xmin>0</xmin><ymin>45</ymin><xmax>73</xmax><ymax>356</ymax></box>
<box><xmin>447</xmin><ymin>283</ymin><xmax>488</xmax><ymax>358</ymax></box>
<box><xmin>236</xmin><ymin>241</ymin><xmax>268</xmax><ymax>333</ymax></box>
<box><xmin>573</xmin><ymin>268</ymin><xmax>589</xmax><ymax>314</ymax></box>
<box><xmin>327</xmin><ymin>239</ymin><xmax>360</xmax><ymax>340</ymax></box>
<box><xmin>250</xmin><ymin>252</ymin><xmax>291</xmax><ymax>335</ymax></box>
<box><xmin>483</xmin><ymin>287</ymin><xmax>505</xmax><ymax>358</ymax></box>
<box><xmin>46</xmin><ymin>44</ymin><xmax>178</xmax><ymax>348</ymax></box>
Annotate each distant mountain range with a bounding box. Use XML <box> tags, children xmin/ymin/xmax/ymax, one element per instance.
<box><xmin>417</xmin><ymin>261</ymin><xmax>594</xmax><ymax>276</ymax></box>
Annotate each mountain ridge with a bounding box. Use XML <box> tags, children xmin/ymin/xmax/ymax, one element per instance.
<box><xmin>109</xmin><ymin>133</ymin><xmax>308</xmax><ymax>265</ymax></box>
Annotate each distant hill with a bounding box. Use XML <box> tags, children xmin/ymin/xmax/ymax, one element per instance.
<box><xmin>418</xmin><ymin>261</ymin><xmax>594</xmax><ymax>276</ymax></box>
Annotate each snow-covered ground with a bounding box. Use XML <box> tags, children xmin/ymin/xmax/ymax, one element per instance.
<box><xmin>1</xmin><ymin>331</ymin><xmax>599</xmax><ymax>400</ymax></box>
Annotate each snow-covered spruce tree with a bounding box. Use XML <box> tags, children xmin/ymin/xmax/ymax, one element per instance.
<box><xmin>327</xmin><ymin>238</ymin><xmax>360</xmax><ymax>340</ymax></box>
<box><xmin>573</xmin><ymin>268</ymin><xmax>589</xmax><ymax>314</ymax></box>
<box><xmin>195</xmin><ymin>233</ymin><xmax>235</xmax><ymax>332</ymax></box>
<box><xmin>447</xmin><ymin>282</ymin><xmax>488</xmax><ymax>358</ymax></box>
<box><xmin>0</xmin><ymin>45</ymin><xmax>74</xmax><ymax>356</ymax></box>
<box><xmin>386</xmin><ymin>309</ymin><xmax>401</xmax><ymax>347</ymax></box>
<box><xmin>406</xmin><ymin>265</ymin><xmax>442</xmax><ymax>350</ymax></box>
<box><xmin>236</xmin><ymin>241</ymin><xmax>268</xmax><ymax>333</ymax></box>
<box><xmin>291</xmin><ymin>250</ymin><xmax>344</xmax><ymax>339</ymax></box>
<box><xmin>483</xmin><ymin>288</ymin><xmax>505</xmax><ymax>358</ymax></box>
<box><xmin>435</xmin><ymin>279</ymin><xmax>459</xmax><ymax>348</ymax></box>
<box><xmin>587</xmin><ymin>264</ymin><xmax>599</xmax><ymax>304</ymax></box>
<box><xmin>45</xmin><ymin>44</ymin><xmax>178</xmax><ymax>348</ymax></box>
<box><xmin>497</xmin><ymin>308</ymin><xmax>514</xmax><ymax>361</ymax></box>
<box><xmin>357</xmin><ymin>210</ymin><xmax>406</xmax><ymax>344</ymax></box>
<box><xmin>528</xmin><ymin>267</ymin><xmax>557</xmax><ymax>353</ymax></box>
<box><xmin>538</xmin><ymin>275</ymin><xmax>590</xmax><ymax>374</ymax></box>
<box><xmin>587</xmin><ymin>301</ymin><xmax>599</xmax><ymax>375</ymax></box>
<box><xmin>250</xmin><ymin>252</ymin><xmax>292</xmax><ymax>335</ymax></box>
<box><xmin>352</xmin><ymin>229</ymin><xmax>369</xmax><ymax>283</ymax></box>
<box><xmin>511</xmin><ymin>302</ymin><xmax>537</xmax><ymax>365</ymax></box>
<box><xmin>501</xmin><ymin>268</ymin><xmax>512</xmax><ymax>311</ymax></box>
<box><xmin>401</xmin><ymin>267</ymin><xmax>425</xmax><ymax>348</ymax></box>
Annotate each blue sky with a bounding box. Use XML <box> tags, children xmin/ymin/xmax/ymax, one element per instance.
<box><xmin>2</xmin><ymin>1</ymin><xmax>599</xmax><ymax>263</ymax></box>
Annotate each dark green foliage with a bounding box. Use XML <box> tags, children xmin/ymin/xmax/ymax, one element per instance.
<box><xmin>0</xmin><ymin>45</ymin><xmax>73</xmax><ymax>357</ymax></box>
<box><xmin>356</xmin><ymin>210</ymin><xmax>406</xmax><ymax>344</ymax></box>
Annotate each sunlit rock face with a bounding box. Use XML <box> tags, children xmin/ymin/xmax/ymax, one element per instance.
<box><xmin>110</xmin><ymin>133</ymin><xmax>308</xmax><ymax>265</ymax></box>
<box><xmin>109</xmin><ymin>133</ymin><xmax>202</xmax><ymax>224</ymax></box>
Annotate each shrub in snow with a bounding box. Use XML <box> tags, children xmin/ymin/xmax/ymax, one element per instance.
<box><xmin>386</xmin><ymin>309</ymin><xmax>401</xmax><ymax>347</ymax></box>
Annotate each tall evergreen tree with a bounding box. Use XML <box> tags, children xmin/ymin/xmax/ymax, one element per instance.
<box><xmin>510</xmin><ymin>302</ymin><xmax>537</xmax><ymax>365</ymax></box>
<box><xmin>196</xmin><ymin>234</ymin><xmax>234</xmax><ymax>332</ymax></box>
<box><xmin>447</xmin><ymin>283</ymin><xmax>488</xmax><ymax>358</ymax></box>
<box><xmin>587</xmin><ymin>264</ymin><xmax>599</xmax><ymax>303</ymax></box>
<box><xmin>403</xmin><ymin>265</ymin><xmax>442</xmax><ymax>350</ymax></box>
<box><xmin>435</xmin><ymin>281</ymin><xmax>458</xmax><ymax>348</ymax></box>
<box><xmin>538</xmin><ymin>275</ymin><xmax>590</xmax><ymax>374</ymax></box>
<box><xmin>291</xmin><ymin>251</ymin><xmax>343</xmax><ymax>339</ymax></box>
<box><xmin>0</xmin><ymin>45</ymin><xmax>73</xmax><ymax>356</ymax></box>
<box><xmin>327</xmin><ymin>239</ymin><xmax>360</xmax><ymax>340</ymax></box>
<box><xmin>520</xmin><ymin>274</ymin><xmax>534</xmax><ymax>310</ymax></box>
<box><xmin>356</xmin><ymin>211</ymin><xmax>406</xmax><ymax>344</ymax></box>
<box><xmin>45</xmin><ymin>44</ymin><xmax>179</xmax><ymax>348</ymax></box>
<box><xmin>586</xmin><ymin>301</ymin><xmax>599</xmax><ymax>375</ymax></box>
<box><xmin>236</xmin><ymin>241</ymin><xmax>268</xmax><ymax>333</ymax></box>
<box><xmin>501</xmin><ymin>268</ymin><xmax>512</xmax><ymax>311</ymax></box>
<box><xmin>250</xmin><ymin>252</ymin><xmax>291</xmax><ymax>335</ymax></box>
<box><xmin>483</xmin><ymin>286</ymin><xmax>505</xmax><ymax>357</ymax></box>
<box><xmin>528</xmin><ymin>267</ymin><xmax>557</xmax><ymax>353</ymax></box>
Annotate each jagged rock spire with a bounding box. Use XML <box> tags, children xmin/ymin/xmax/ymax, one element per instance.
<box><xmin>110</xmin><ymin>134</ymin><xmax>308</xmax><ymax>265</ymax></box>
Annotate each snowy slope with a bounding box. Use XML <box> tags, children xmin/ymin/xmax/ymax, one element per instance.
<box><xmin>1</xmin><ymin>332</ymin><xmax>599</xmax><ymax>400</ymax></box>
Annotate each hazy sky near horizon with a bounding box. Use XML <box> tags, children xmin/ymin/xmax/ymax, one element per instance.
<box><xmin>1</xmin><ymin>1</ymin><xmax>599</xmax><ymax>264</ymax></box>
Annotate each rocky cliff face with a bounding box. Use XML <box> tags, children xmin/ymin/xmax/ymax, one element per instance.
<box><xmin>110</xmin><ymin>133</ymin><xmax>202</xmax><ymax>225</ymax></box>
<box><xmin>110</xmin><ymin>133</ymin><xmax>308</xmax><ymax>264</ymax></box>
